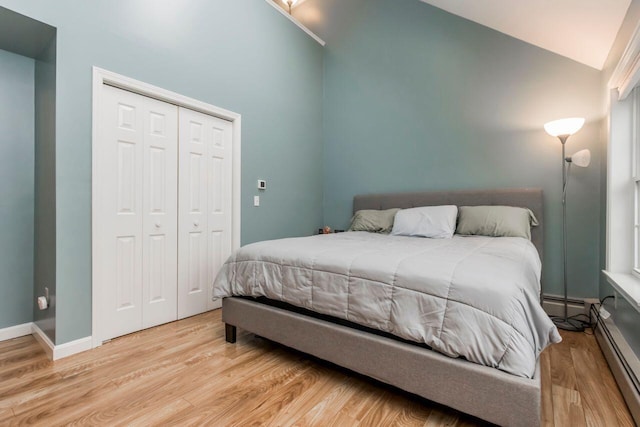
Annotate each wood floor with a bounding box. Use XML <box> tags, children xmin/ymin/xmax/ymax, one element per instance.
<box><xmin>0</xmin><ymin>310</ymin><xmax>634</xmax><ymax>426</ymax></box>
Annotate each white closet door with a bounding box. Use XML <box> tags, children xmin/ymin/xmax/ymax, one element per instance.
<box><xmin>178</xmin><ymin>107</ymin><xmax>233</xmax><ymax>319</ymax></box>
<box><xmin>99</xmin><ymin>85</ymin><xmax>178</xmax><ymax>340</ymax></box>
<box><xmin>141</xmin><ymin>94</ymin><xmax>179</xmax><ymax>328</ymax></box>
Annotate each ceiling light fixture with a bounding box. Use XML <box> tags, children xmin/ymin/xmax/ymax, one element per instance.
<box><xmin>284</xmin><ymin>0</ymin><xmax>298</xmax><ymax>14</ymax></box>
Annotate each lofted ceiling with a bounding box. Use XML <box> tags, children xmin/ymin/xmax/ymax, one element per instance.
<box><xmin>420</xmin><ymin>0</ymin><xmax>631</xmax><ymax>70</ymax></box>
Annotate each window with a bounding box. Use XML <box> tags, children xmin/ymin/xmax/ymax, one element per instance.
<box><xmin>606</xmin><ymin>82</ymin><xmax>640</xmax><ymax>312</ymax></box>
<box><xmin>633</xmin><ymin>88</ymin><xmax>640</xmax><ymax>276</ymax></box>
<box><xmin>605</xmin><ymin>22</ymin><xmax>640</xmax><ymax>311</ymax></box>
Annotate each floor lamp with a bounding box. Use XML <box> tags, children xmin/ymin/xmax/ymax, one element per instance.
<box><xmin>544</xmin><ymin>118</ymin><xmax>591</xmax><ymax>332</ymax></box>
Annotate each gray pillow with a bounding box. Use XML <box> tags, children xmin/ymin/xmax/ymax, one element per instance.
<box><xmin>349</xmin><ymin>208</ymin><xmax>401</xmax><ymax>234</ymax></box>
<box><xmin>456</xmin><ymin>206</ymin><xmax>539</xmax><ymax>240</ymax></box>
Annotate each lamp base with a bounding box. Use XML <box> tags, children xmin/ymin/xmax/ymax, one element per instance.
<box><xmin>551</xmin><ymin>316</ymin><xmax>585</xmax><ymax>332</ymax></box>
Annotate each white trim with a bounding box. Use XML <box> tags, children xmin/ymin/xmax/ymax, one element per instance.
<box><xmin>232</xmin><ymin>123</ymin><xmax>242</xmax><ymax>261</ymax></box>
<box><xmin>53</xmin><ymin>336</ymin><xmax>93</xmax><ymax>360</ymax></box>
<box><xmin>609</xmin><ymin>20</ymin><xmax>640</xmax><ymax>100</ymax></box>
<box><xmin>91</xmin><ymin>67</ymin><xmax>242</xmax><ymax>348</ymax></box>
<box><xmin>93</xmin><ymin>68</ymin><xmax>243</xmax><ymax>122</ymax></box>
<box><xmin>606</xmin><ymin>88</ymin><xmax>635</xmax><ymax>274</ymax></box>
<box><xmin>264</xmin><ymin>0</ymin><xmax>326</xmax><ymax>46</ymax></box>
<box><xmin>0</xmin><ymin>322</ymin><xmax>33</xmax><ymax>342</ymax></box>
<box><xmin>31</xmin><ymin>323</ymin><xmax>54</xmax><ymax>360</ymax></box>
<box><xmin>31</xmin><ymin>323</ymin><xmax>92</xmax><ymax>360</ymax></box>
<box><xmin>603</xmin><ymin>271</ymin><xmax>640</xmax><ymax>312</ymax></box>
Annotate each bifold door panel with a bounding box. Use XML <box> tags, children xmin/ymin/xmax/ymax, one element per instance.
<box><xmin>98</xmin><ymin>85</ymin><xmax>179</xmax><ymax>340</ymax></box>
<box><xmin>178</xmin><ymin>108</ymin><xmax>232</xmax><ymax>319</ymax></box>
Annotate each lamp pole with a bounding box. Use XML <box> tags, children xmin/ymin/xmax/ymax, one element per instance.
<box><xmin>554</xmin><ymin>133</ymin><xmax>584</xmax><ymax>331</ymax></box>
<box><xmin>560</xmin><ymin>135</ymin><xmax>569</xmax><ymax>323</ymax></box>
<box><xmin>544</xmin><ymin>117</ymin><xmax>587</xmax><ymax>332</ymax></box>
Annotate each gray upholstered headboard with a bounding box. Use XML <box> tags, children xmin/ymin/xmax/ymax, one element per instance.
<box><xmin>353</xmin><ymin>188</ymin><xmax>544</xmax><ymax>259</ymax></box>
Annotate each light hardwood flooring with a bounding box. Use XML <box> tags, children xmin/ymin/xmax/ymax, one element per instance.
<box><xmin>0</xmin><ymin>310</ymin><xmax>634</xmax><ymax>426</ymax></box>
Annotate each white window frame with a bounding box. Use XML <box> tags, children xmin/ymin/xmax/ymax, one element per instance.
<box><xmin>605</xmin><ymin>21</ymin><xmax>640</xmax><ymax>312</ymax></box>
<box><xmin>633</xmin><ymin>89</ymin><xmax>640</xmax><ymax>279</ymax></box>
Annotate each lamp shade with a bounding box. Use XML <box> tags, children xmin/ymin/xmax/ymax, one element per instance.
<box><xmin>544</xmin><ymin>118</ymin><xmax>585</xmax><ymax>137</ymax></box>
<box><xmin>568</xmin><ymin>149</ymin><xmax>591</xmax><ymax>167</ymax></box>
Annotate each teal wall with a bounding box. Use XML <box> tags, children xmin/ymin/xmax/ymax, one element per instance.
<box><xmin>0</xmin><ymin>0</ymin><xmax>617</xmax><ymax>344</ymax></box>
<box><xmin>0</xmin><ymin>48</ymin><xmax>35</xmax><ymax>329</ymax></box>
<box><xmin>0</xmin><ymin>0</ymin><xmax>324</xmax><ymax>344</ymax></box>
<box><xmin>296</xmin><ymin>0</ymin><xmax>605</xmax><ymax>299</ymax></box>
<box><xmin>33</xmin><ymin>35</ymin><xmax>56</xmax><ymax>341</ymax></box>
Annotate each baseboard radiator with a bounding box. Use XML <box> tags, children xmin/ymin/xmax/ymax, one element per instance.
<box><xmin>542</xmin><ymin>294</ymin><xmax>585</xmax><ymax>318</ymax></box>
<box><xmin>591</xmin><ymin>306</ymin><xmax>640</xmax><ymax>424</ymax></box>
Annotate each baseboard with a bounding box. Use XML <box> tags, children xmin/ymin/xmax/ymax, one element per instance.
<box><xmin>53</xmin><ymin>336</ymin><xmax>93</xmax><ymax>360</ymax></box>
<box><xmin>31</xmin><ymin>323</ymin><xmax>92</xmax><ymax>361</ymax></box>
<box><xmin>592</xmin><ymin>306</ymin><xmax>640</xmax><ymax>424</ymax></box>
<box><xmin>31</xmin><ymin>323</ymin><xmax>54</xmax><ymax>359</ymax></box>
<box><xmin>0</xmin><ymin>322</ymin><xmax>33</xmax><ymax>342</ymax></box>
<box><xmin>542</xmin><ymin>295</ymin><xmax>585</xmax><ymax>318</ymax></box>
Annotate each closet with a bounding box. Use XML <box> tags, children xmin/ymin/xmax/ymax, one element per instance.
<box><xmin>95</xmin><ymin>85</ymin><xmax>233</xmax><ymax>342</ymax></box>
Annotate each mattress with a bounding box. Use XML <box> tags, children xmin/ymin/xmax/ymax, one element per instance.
<box><xmin>212</xmin><ymin>231</ymin><xmax>561</xmax><ymax>378</ymax></box>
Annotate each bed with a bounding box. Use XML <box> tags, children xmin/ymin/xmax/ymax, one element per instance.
<box><xmin>213</xmin><ymin>188</ymin><xmax>558</xmax><ymax>426</ymax></box>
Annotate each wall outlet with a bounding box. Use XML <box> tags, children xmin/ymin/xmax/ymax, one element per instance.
<box><xmin>254</xmin><ymin>195</ymin><xmax>260</xmax><ymax>207</ymax></box>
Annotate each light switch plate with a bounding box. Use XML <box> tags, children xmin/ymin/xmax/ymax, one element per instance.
<box><xmin>254</xmin><ymin>196</ymin><xmax>260</xmax><ymax>207</ymax></box>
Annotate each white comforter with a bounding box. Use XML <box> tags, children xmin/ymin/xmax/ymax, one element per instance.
<box><xmin>212</xmin><ymin>232</ymin><xmax>561</xmax><ymax>378</ymax></box>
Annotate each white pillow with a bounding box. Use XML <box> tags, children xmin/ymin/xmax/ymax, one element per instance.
<box><xmin>391</xmin><ymin>205</ymin><xmax>458</xmax><ymax>239</ymax></box>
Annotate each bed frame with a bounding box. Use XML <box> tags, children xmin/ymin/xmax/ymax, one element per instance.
<box><xmin>222</xmin><ymin>188</ymin><xmax>544</xmax><ymax>426</ymax></box>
